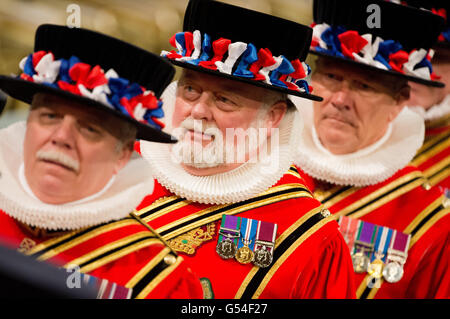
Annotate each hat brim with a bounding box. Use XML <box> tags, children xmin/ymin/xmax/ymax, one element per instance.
<box><xmin>434</xmin><ymin>40</ymin><xmax>450</xmax><ymax>50</ymax></box>
<box><xmin>167</xmin><ymin>59</ymin><xmax>324</xmax><ymax>102</ymax></box>
<box><xmin>0</xmin><ymin>76</ymin><xmax>177</xmax><ymax>143</ymax></box>
<box><xmin>309</xmin><ymin>50</ymin><xmax>445</xmax><ymax>88</ymax></box>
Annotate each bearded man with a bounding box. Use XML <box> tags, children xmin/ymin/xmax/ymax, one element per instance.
<box><xmin>134</xmin><ymin>0</ymin><xmax>356</xmax><ymax>299</ymax></box>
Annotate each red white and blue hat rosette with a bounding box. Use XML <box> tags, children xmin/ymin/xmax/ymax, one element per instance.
<box><xmin>310</xmin><ymin>0</ymin><xmax>445</xmax><ymax>87</ymax></box>
<box><xmin>161</xmin><ymin>0</ymin><xmax>323</xmax><ymax>102</ymax></box>
<box><xmin>0</xmin><ymin>24</ymin><xmax>177</xmax><ymax>143</ymax></box>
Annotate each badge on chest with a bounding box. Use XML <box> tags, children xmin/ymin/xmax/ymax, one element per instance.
<box><xmin>216</xmin><ymin>215</ymin><xmax>277</xmax><ymax>268</ymax></box>
<box><xmin>339</xmin><ymin>216</ymin><xmax>410</xmax><ymax>284</ymax></box>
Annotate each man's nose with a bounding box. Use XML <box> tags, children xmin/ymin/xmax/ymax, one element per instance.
<box><xmin>50</xmin><ymin>117</ymin><xmax>76</xmax><ymax>150</ymax></box>
<box><xmin>190</xmin><ymin>92</ymin><xmax>213</xmax><ymax>121</ymax></box>
<box><xmin>330</xmin><ymin>82</ymin><xmax>353</xmax><ymax>111</ymax></box>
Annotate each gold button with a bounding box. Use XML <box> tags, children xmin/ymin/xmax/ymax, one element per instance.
<box><xmin>321</xmin><ymin>209</ymin><xmax>331</xmax><ymax>218</ymax></box>
<box><xmin>164</xmin><ymin>254</ymin><xmax>177</xmax><ymax>265</ymax></box>
<box><xmin>422</xmin><ymin>182</ymin><xmax>431</xmax><ymax>191</ymax></box>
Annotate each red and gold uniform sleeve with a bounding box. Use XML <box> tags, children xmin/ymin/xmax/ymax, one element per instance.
<box><xmin>406</xmin><ymin>232</ymin><xmax>450</xmax><ymax>298</ymax></box>
<box><xmin>290</xmin><ymin>222</ymin><xmax>356</xmax><ymax>299</ymax></box>
<box><xmin>372</xmin><ymin>209</ymin><xmax>450</xmax><ymax>299</ymax></box>
<box><xmin>86</xmin><ymin>243</ymin><xmax>204</xmax><ymax>299</ymax></box>
<box><xmin>411</xmin><ymin>126</ymin><xmax>450</xmax><ymax>191</ymax></box>
<box><xmin>0</xmin><ymin>210</ymin><xmax>204</xmax><ymax>299</ymax></box>
<box><xmin>249</xmin><ymin>218</ymin><xmax>356</xmax><ymax>299</ymax></box>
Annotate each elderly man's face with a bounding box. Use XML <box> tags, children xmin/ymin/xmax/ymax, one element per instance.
<box><xmin>172</xmin><ymin>70</ymin><xmax>286</xmax><ymax>176</ymax></box>
<box><xmin>311</xmin><ymin>60</ymin><xmax>408</xmax><ymax>155</ymax></box>
<box><xmin>24</xmin><ymin>94</ymin><xmax>133</xmax><ymax>204</ymax></box>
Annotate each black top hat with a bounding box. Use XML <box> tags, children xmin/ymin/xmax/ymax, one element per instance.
<box><xmin>400</xmin><ymin>0</ymin><xmax>450</xmax><ymax>49</ymax></box>
<box><xmin>0</xmin><ymin>24</ymin><xmax>177</xmax><ymax>143</ymax></box>
<box><xmin>310</xmin><ymin>0</ymin><xmax>445</xmax><ymax>87</ymax></box>
<box><xmin>161</xmin><ymin>0</ymin><xmax>323</xmax><ymax>102</ymax></box>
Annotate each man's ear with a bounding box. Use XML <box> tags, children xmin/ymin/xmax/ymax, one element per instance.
<box><xmin>389</xmin><ymin>85</ymin><xmax>410</xmax><ymax>122</ymax></box>
<box><xmin>113</xmin><ymin>141</ymin><xmax>134</xmax><ymax>174</ymax></box>
<box><xmin>266</xmin><ymin>101</ymin><xmax>287</xmax><ymax>132</ymax></box>
<box><xmin>396</xmin><ymin>85</ymin><xmax>411</xmax><ymax>105</ymax></box>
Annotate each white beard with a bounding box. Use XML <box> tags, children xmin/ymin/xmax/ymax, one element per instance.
<box><xmin>170</xmin><ymin>110</ymin><xmax>269</xmax><ymax>169</ymax></box>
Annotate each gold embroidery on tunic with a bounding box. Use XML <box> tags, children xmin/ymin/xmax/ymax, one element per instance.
<box><xmin>168</xmin><ymin>222</ymin><xmax>216</xmax><ymax>255</ymax></box>
<box><xmin>18</xmin><ymin>238</ymin><xmax>37</xmax><ymax>253</ymax></box>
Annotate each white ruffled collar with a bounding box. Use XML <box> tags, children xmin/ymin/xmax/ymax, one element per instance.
<box><xmin>293</xmin><ymin>98</ymin><xmax>425</xmax><ymax>187</ymax></box>
<box><xmin>408</xmin><ymin>94</ymin><xmax>450</xmax><ymax>122</ymax></box>
<box><xmin>0</xmin><ymin>121</ymin><xmax>154</xmax><ymax>230</ymax></box>
<box><xmin>140</xmin><ymin>82</ymin><xmax>303</xmax><ymax>205</ymax></box>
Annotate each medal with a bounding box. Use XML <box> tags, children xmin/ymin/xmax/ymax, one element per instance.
<box><xmin>340</xmin><ymin>217</ymin><xmax>411</xmax><ymax>282</ymax></box>
<box><xmin>254</xmin><ymin>246</ymin><xmax>273</xmax><ymax>268</ymax></box>
<box><xmin>338</xmin><ymin>216</ymin><xmax>359</xmax><ymax>248</ymax></box>
<box><xmin>253</xmin><ymin>220</ymin><xmax>277</xmax><ymax>268</ymax></box>
<box><xmin>339</xmin><ymin>216</ymin><xmax>368</xmax><ymax>273</ymax></box>
<box><xmin>382</xmin><ymin>261</ymin><xmax>404</xmax><ymax>283</ymax></box>
<box><xmin>235</xmin><ymin>217</ymin><xmax>257</xmax><ymax>264</ymax></box>
<box><xmin>351</xmin><ymin>220</ymin><xmax>377</xmax><ymax>274</ymax></box>
<box><xmin>382</xmin><ymin>230</ymin><xmax>410</xmax><ymax>283</ymax></box>
<box><xmin>216</xmin><ymin>215</ymin><xmax>241</xmax><ymax>259</ymax></box>
<box><xmin>367</xmin><ymin>253</ymin><xmax>385</xmax><ymax>279</ymax></box>
<box><xmin>368</xmin><ymin>226</ymin><xmax>393</xmax><ymax>279</ymax></box>
<box><xmin>216</xmin><ymin>238</ymin><xmax>238</xmax><ymax>259</ymax></box>
<box><xmin>352</xmin><ymin>249</ymin><xmax>370</xmax><ymax>273</ymax></box>
<box><xmin>235</xmin><ymin>245</ymin><xmax>254</xmax><ymax>264</ymax></box>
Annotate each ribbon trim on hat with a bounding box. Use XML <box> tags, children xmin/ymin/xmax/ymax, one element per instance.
<box><xmin>19</xmin><ymin>51</ymin><xmax>165</xmax><ymax>130</ymax></box>
<box><xmin>310</xmin><ymin>23</ymin><xmax>440</xmax><ymax>81</ymax></box>
<box><xmin>431</xmin><ymin>7</ymin><xmax>450</xmax><ymax>43</ymax></box>
<box><xmin>161</xmin><ymin>30</ymin><xmax>313</xmax><ymax>94</ymax></box>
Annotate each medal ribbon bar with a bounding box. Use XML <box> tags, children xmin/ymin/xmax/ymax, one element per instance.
<box><xmin>237</xmin><ymin>217</ymin><xmax>258</xmax><ymax>250</ymax></box>
<box><xmin>355</xmin><ymin>220</ymin><xmax>377</xmax><ymax>255</ymax></box>
<box><xmin>372</xmin><ymin>226</ymin><xmax>393</xmax><ymax>263</ymax></box>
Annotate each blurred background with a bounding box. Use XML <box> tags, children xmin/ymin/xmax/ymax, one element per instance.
<box><xmin>0</xmin><ymin>0</ymin><xmax>314</xmax><ymax>128</ymax></box>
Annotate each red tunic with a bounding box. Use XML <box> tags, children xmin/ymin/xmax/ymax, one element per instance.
<box><xmin>301</xmin><ymin>165</ymin><xmax>450</xmax><ymax>299</ymax></box>
<box><xmin>411</xmin><ymin>115</ymin><xmax>450</xmax><ymax>192</ymax></box>
<box><xmin>135</xmin><ymin>166</ymin><xmax>356</xmax><ymax>299</ymax></box>
<box><xmin>0</xmin><ymin>210</ymin><xmax>203</xmax><ymax>299</ymax></box>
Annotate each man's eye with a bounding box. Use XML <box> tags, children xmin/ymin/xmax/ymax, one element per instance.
<box><xmin>185</xmin><ymin>85</ymin><xmax>198</xmax><ymax>92</ymax></box>
<box><xmin>182</xmin><ymin>85</ymin><xmax>201</xmax><ymax>100</ymax></box>
<box><xmin>39</xmin><ymin>112</ymin><xmax>59</xmax><ymax>122</ymax></box>
<box><xmin>82</xmin><ymin>125</ymin><xmax>100</xmax><ymax>134</ymax></box>
<box><xmin>78</xmin><ymin>122</ymin><xmax>102</xmax><ymax>137</ymax></box>
<box><xmin>214</xmin><ymin>95</ymin><xmax>239</xmax><ymax>112</ymax></box>
<box><xmin>217</xmin><ymin>95</ymin><xmax>231</xmax><ymax>104</ymax></box>
<box><xmin>326</xmin><ymin>73</ymin><xmax>339</xmax><ymax>80</ymax></box>
<box><xmin>354</xmin><ymin>80</ymin><xmax>374</xmax><ymax>91</ymax></box>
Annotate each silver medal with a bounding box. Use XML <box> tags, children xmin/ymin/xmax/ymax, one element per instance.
<box><xmin>253</xmin><ymin>247</ymin><xmax>273</xmax><ymax>268</ymax></box>
<box><xmin>216</xmin><ymin>238</ymin><xmax>237</xmax><ymax>259</ymax></box>
<box><xmin>382</xmin><ymin>261</ymin><xmax>404</xmax><ymax>283</ymax></box>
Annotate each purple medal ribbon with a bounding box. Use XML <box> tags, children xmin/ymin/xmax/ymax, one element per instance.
<box><xmin>392</xmin><ymin>231</ymin><xmax>410</xmax><ymax>252</ymax></box>
<box><xmin>218</xmin><ymin>215</ymin><xmax>241</xmax><ymax>246</ymax></box>
<box><xmin>255</xmin><ymin>220</ymin><xmax>277</xmax><ymax>253</ymax></box>
<box><xmin>355</xmin><ymin>221</ymin><xmax>377</xmax><ymax>256</ymax></box>
<box><xmin>388</xmin><ymin>230</ymin><xmax>411</xmax><ymax>259</ymax></box>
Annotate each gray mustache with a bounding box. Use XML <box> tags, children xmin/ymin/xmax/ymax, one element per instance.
<box><xmin>36</xmin><ymin>150</ymin><xmax>80</xmax><ymax>173</ymax></box>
